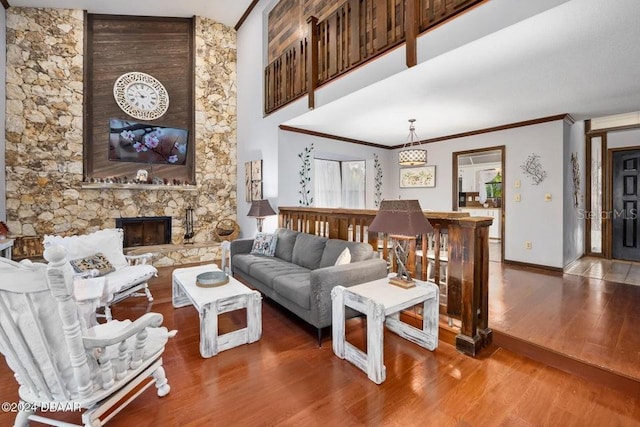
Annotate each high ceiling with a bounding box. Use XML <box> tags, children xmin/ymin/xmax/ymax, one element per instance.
<box><xmin>284</xmin><ymin>0</ymin><xmax>640</xmax><ymax>146</ymax></box>
<box><xmin>8</xmin><ymin>0</ymin><xmax>253</xmax><ymax>28</ymax></box>
<box><xmin>7</xmin><ymin>0</ymin><xmax>640</xmax><ymax>147</ymax></box>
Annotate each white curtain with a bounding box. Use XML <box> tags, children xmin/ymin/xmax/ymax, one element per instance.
<box><xmin>314</xmin><ymin>159</ymin><xmax>365</xmax><ymax>208</ymax></box>
<box><xmin>314</xmin><ymin>159</ymin><xmax>341</xmax><ymax>207</ymax></box>
<box><xmin>342</xmin><ymin>161</ymin><xmax>365</xmax><ymax>208</ymax></box>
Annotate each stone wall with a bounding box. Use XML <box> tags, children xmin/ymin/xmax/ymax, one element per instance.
<box><xmin>5</xmin><ymin>8</ymin><xmax>237</xmax><ymax>265</ymax></box>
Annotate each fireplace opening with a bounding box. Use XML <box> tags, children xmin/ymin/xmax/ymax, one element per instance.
<box><xmin>115</xmin><ymin>216</ymin><xmax>172</xmax><ymax>248</ymax></box>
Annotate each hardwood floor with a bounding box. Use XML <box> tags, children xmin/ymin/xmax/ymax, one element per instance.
<box><xmin>1</xmin><ymin>262</ymin><xmax>640</xmax><ymax>426</ymax></box>
<box><xmin>490</xmin><ymin>261</ymin><xmax>640</xmax><ymax>381</ymax></box>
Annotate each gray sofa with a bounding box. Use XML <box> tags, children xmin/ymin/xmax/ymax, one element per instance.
<box><xmin>231</xmin><ymin>228</ymin><xmax>387</xmax><ymax>343</ymax></box>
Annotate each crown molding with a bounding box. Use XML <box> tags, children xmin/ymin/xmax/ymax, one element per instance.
<box><xmin>389</xmin><ymin>114</ymin><xmax>573</xmax><ymax>149</ymax></box>
<box><xmin>281</xmin><ymin>114</ymin><xmax>574</xmax><ymax>150</ymax></box>
<box><xmin>279</xmin><ymin>125</ymin><xmax>389</xmax><ymax>149</ymax></box>
<box><xmin>235</xmin><ymin>0</ymin><xmax>259</xmax><ymax>31</ymax></box>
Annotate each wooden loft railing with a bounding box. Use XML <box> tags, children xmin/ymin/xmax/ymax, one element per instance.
<box><xmin>265</xmin><ymin>0</ymin><xmax>485</xmax><ymax>114</ymax></box>
<box><xmin>278</xmin><ymin>206</ymin><xmax>493</xmax><ymax>356</ymax></box>
<box><xmin>264</xmin><ymin>38</ymin><xmax>309</xmax><ymax>114</ymax></box>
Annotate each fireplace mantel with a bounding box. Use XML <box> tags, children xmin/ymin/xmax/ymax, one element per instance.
<box><xmin>81</xmin><ymin>183</ymin><xmax>198</xmax><ymax>192</ymax></box>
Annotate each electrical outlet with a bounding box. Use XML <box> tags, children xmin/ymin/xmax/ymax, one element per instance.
<box><xmin>525</xmin><ymin>241</ymin><xmax>532</xmax><ymax>250</ymax></box>
<box><xmin>515</xmin><ymin>179</ymin><xmax>521</xmax><ymax>188</ymax></box>
<box><xmin>515</xmin><ymin>193</ymin><xmax>521</xmax><ymax>202</ymax></box>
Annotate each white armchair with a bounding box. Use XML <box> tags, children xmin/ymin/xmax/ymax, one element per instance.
<box><xmin>43</xmin><ymin>228</ymin><xmax>157</xmax><ymax>320</ymax></box>
<box><xmin>0</xmin><ymin>246</ymin><xmax>175</xmax><ymax>427</ymax></box>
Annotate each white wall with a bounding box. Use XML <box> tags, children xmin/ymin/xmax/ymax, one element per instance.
<box><xmin>237</xmin><ymin>1</ymin><xmax>303</xmax><ymax>237</ymax></box>
<box><xmin>563</xmin><ymin>120</ymin><xmax>585</xmax><ymax>266</ymax></box>
<box><xmin>389</xmin><ymin>120</ymin><xmax>566</xmax><ymax>268</ymax></box>
<box><xmin>0</xmin><ymin>9</ymin><xmax>5</xmax><ymax>222</ymax></box>
<box><xmin>237</xmin><ymin>2</ymin><xmax>393</xmax><ymax>236</ymax></box>
<box><xmin>236</xmin><ymin>0</ymin><xmax>575</xmax><ymax>259</ymax></box>
<box><xmin>237</xmin><ymin>0</ymin><xmax>399</xmax><ymax>237</ymax></box>
<box><xmin>277</xmin><ymin>130</ymin><xmax>392</xmax><ymax>208</ymax></box>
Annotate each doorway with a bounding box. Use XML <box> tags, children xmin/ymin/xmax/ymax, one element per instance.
<box><xmin>612</xmin><ymin>149</ymin><xmax>640</xmax><ymax>261</ymax></box>
<box><xmin>452</xmin><ymin>146</ymin><xmax>505</xmax><ymax>262</ymax></box>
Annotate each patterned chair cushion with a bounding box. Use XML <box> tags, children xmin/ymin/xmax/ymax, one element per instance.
<box><xmin>70</xmin><ymin>253</ymin><xmax>115</xmax><ymax>277</ymax></box>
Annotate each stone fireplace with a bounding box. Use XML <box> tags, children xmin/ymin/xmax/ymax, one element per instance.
<box><xmin>5</xmin><ymin>8</ymin><xmax>237</xmax><ymax>266</ymax></box>
<box><xmin>115</xmin><ymin>217</ymin><xmax>172</xmax><ymax>248</ymax></box>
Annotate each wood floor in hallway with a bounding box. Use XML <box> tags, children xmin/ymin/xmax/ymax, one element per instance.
<box><xmin>490</xmin><ymin>260</ymin><xmax>640</xmax><ymax>381</ymax></box>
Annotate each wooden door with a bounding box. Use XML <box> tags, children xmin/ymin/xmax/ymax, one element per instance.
<box><xmin>612</xmin><ymin>150</ymin><xmax>640</xmax><ymax>261</ymax></box>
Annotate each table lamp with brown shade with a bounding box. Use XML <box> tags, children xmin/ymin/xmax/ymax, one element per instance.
<box><xmin>247</xmin><ymin>199</ymin><xmax>277</xmax><ymax>232</ymax></box>
<box><xmin>368</xmin><ymin>199</ymin><xmax>433</xmax><ymax>288</ymax></box>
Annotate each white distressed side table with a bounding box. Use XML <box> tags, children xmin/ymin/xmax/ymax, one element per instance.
<box><xmin>172</xmin><ymin>264</ymin><xmax>262</xmax><ymax>358</ymax></box>
<box><xmin>331</xmin><ymin>275</ymin><xmax>439</xmax><ymax>384</ymax></box>
<box><xmin>0</xmin><ymin>239</ymin><xmax>14</xmax><ymax>259</ymax></box>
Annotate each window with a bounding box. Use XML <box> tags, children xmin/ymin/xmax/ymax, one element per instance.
<box><xmin>314</xmin><ymin>159</ymin><xmax>365</xmax><ymax>208</ymax></box>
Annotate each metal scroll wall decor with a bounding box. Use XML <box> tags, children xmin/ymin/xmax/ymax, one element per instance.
<box><xmin>298</xmin><ymin>143</ymin><xmax>314</xmax><ymax>206</ymax></box>
<box><xmin>520</xmin><ymin>153</ymin><xmax>547</xmax><ymax>185</ymax></box>
<box><xmin>374</xmin><ymin>153</ymin><xmax>383</xmax><ymax>207</ymax></box>
<box><xmin>570</xmin><ymin>152</ymin><xmax>580</xmax><ymax>207</ymax></box>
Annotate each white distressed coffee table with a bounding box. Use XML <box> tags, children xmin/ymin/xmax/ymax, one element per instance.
<box><xmin>331</xmin><ymin>275</ymin><xmax>439</xmax><ymax>384</ymax></box>
<box><xmin>172</xmin><ymin>264</ymin><xmax>262</xmax><ymax>358</ymax></box>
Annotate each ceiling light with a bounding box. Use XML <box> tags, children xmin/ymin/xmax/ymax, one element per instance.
<box><xmin>398</xmin><ymin>119</ymin><xmax>427</xmax><ymax>166</ymax></box>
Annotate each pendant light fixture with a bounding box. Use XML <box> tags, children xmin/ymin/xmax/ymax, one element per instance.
<box><xmin>398</xmin><ymin>119</ymin><xmax>427</xmax><ymax>166</ymax></box>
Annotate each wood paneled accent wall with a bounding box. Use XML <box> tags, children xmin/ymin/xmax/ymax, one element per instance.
<box><xmin>84</xmin><ymin>14</ymin><xmax>195</xmax><ymax>182</ymax></box>
<box><xmin>268</xmin><ymin>0</ymin><xmax>301</xmax><ymax>63</ymax></box>
<box><xmin>268</xmin><ymin>0</ymin><xmax>344</xmax><ymax>63</ymax></box>
<box><xmin>268</xmin><ymin>0</ymin><xmax>470</xmax><ymax>63</ymax></box>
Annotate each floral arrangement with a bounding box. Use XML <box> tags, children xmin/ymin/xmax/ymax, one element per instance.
<box><xmin>0</xmin><ymin>221</ymin><xmax>9</xmax><ymax>239</ymax></box>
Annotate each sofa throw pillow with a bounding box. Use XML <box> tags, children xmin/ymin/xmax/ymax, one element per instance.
<box><xmin>292</xmin><ymin>233</ymin><xmax>327</xmax><ymax>270</ymax></box>
<box><xmin>334</xmin><ymin>247</ymin><xmax>351</xmax><ymax>266</ymax></box>
<box><xmin>70</xmin><ymin>253</ymin><xmax>115</xmax><ymax>277</ymax></box>
<box><xmin>274</xmin><ymin>228</ymin><xmax>299</xmax><ymax>262</ymax></box>
<box><xmin>250</xmin><ymin>233</ymin><xmax>278</xmax><ymax>256</ymax></box>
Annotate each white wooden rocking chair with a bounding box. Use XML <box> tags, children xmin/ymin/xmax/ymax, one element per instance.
<box><xmin>0</xmin><ymin>245</ymin><xmax>175</xmax><ymax>427</ymax></box>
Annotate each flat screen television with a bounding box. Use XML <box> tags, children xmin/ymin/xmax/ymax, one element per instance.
<box><xmin>108</xmin><ymin>118</ymin><xmax>189</xmax><ymax>165</ymax></box>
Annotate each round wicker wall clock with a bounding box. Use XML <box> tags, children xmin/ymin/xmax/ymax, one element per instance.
<box><xmin>113</xmin><ymin>72</ymin><xmax>169</xmax><ymax>120</ymax></box>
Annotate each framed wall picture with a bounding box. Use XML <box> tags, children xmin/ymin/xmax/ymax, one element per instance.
<box><xmin>399</xmin><ymin>165</ymin><xmax>436</xmax><ymax>188</ymax></box>
<box><xmin>251</xmin><ymin>180</ymin><xmax>263</xmax><ymax>200</ymax></box>
<box><xmin>251</xmin><ymin>159</ymin><xmax>262</xmax><ymax>181</ymax></box>
<box><xmin>245</xmin><ymin>161</ymin><xmax>252</xmax><ymax>202</ymax></box>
